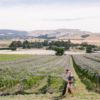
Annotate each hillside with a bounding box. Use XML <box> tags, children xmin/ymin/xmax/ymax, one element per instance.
<box><xmin>30</xmin><ymin>29</ymin><xmax>95</xmax><ymax>38</ymax></box>
<box><xmin>30</xmin><ymin>29</ymin><xmax>100</xmax><ymax>45</ymax></box>
<box><xmin>0</xmin><ymin>29</ymin><xmax>28</xmax><ymax>40</ymax></box>
<box><xmin>0</xmin><ymin>29</ymin><xmax>100</xmax><ymax>46</ymax></box>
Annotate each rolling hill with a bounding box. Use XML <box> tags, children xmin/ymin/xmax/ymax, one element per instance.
<box><xmin>0</xmin><ymin>29</ymin><xmax>28</xmax><ymax>40</ymax></box>
<box><xmin>0</xmin><ymin>29</ymin><xmax>100</xmax><ymax>46</ymax></box>
<box><xmin>30</xmin><ymin>29</ymin><xmax>100</xmax><ymax>45</ymax></box>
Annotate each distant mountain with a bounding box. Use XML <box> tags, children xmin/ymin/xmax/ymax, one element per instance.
<box><xmin>0</xmin><ymin>29</ymin><xmax>28</xmax><ymax>40</ymax></box>
<box><xmin>0</xmin><ymin>29</ymin><xmax>99</xmax><ymax>40</ymax></box>
<box><xmin>29</xmin><ymin>29</ymin><xmax>100</xmax><ymax>39</ymax></box>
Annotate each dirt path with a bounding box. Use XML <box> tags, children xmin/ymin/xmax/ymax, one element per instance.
<box><xmin>0</xmin><ymin>56</ymin><xmax>100</xmax><ymax>100</ymax></box>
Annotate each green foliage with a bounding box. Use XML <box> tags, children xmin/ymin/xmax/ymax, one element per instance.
<box><xmin>49</xmin><ymin>40</ymin><xmax>71</xmax><ymax>50</ymax></box>
<box><xmin>0</xmin><ymin>55</ymin><xmax>70</xmax><ymax>95</ymax></box>
<box><xmin>55</xmin><ymin>47</ymin><xmax>64</xmax><ymax>56</ymax></box>
<box><xmin>9</xmin><ymin>41</ymin><xmax>17</xmax><ymax>51</ymax></box>
<box><xmin>43</xmin><ymin>40</ymin><xmax>49</xmax><ymax>46</ymax></box>
<box><xmin>47</xmin><ymin>76</ymin><xmax>64</xmax><ymax>93</ymax></box>
<box><xmin>31</xmin><ymin>42</ymin><xmax>43</xmax><ymax>48</ymax></box>
<box><xmin>77</xmin><ymin>46</ymin><xmax>85</xmax><ymax>50</ymax></box>
<box><xmin>16</xmin><ymin>41</ymin><xmax>22</xmax><ymax>47</ymax></box>
<box><xmin>23</xmin><ymin>40</ymin><xmax>31</xmax><ymax>49</ymax></box>
<box><xmin>72</xmin><ymin>56</ymin><xmax>97</xmax><ymax>90</ymax></box>
<box><xmin>22</xmin><ymin>76</ymin><xmax>44</xmax><ymax>90</ymax></box>
<box><xmin>9</xmin><ymin>41</ymin><xmax>23</xmax><ymax>50</ymax></box>
<box><xmin>10</xmin><ymin>46</ymin><xmax>17</xmax><ymax>51</ymax></box>
<box><xmin>0</xmin><ymin>77</ymin><xmax>18</xmax><ymax>91</ymax></box>
<box><xmin>86</xmin><ymin>45</ymin><xmax>92</xmax><ymax>53</ymax></box>
<box><xmin>0</xmin><ymin>54</ymin><xmax>30</xmax><ymax>61</ymax></box>
<box><xmin>47</xmin><ymin>75</ymin><xmax>51</xmax><ymax>87</ymax></box>
<box><xmin>39</xmin><ymin>85</ymin><xmax>47</xmax><ymax>94</ymax></box>
<box><xmin>8</xmin><ymin>40</ymin><xmax>99</xmax><ymax>52</ymax></box>
<box><xmin>47</xmin><ymin>45</ymin><xmax>58</xmax><ymax>50</ymax></box>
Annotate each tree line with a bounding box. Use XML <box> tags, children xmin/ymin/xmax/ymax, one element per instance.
<box><xmin>8</xmin><ymin>40</ymin><xmax>99</xmax><ymax>55</ymax></box>
<box><xmin>9</xmin><ymin>40</ymin><xmax>71</xmax><ymax>50</ymax></box>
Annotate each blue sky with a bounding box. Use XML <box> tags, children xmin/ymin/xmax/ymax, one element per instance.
<box><xmin>0</xmin><ymin>0</ymin><xmax>99</xmax><ymax>9</ymax></box>
<box><xmin>0</xmin><ymin>0</ymin><xmax>100</xmax><ymax>32</ymax></box>
<box><xmin>0</xmin><ymin>0</ymin><xmax>100</xmax><ymax>5</ymax></box>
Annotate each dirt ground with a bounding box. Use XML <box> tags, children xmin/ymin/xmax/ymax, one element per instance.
<box><xmin>0</xmin><ymin>49</ymin><xmax>87</xmax><ymax>55</ymax></box>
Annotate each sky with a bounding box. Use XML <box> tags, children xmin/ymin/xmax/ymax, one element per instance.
<box><xmin>0</xmin><ymin>0</ymin><xmax>100</xmax><ymax>32</ymax></box>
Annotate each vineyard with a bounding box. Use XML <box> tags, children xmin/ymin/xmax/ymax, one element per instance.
<box><xmin>0</xmin><ymin>54</ymin><xmax>71</xmax><ymax>96</ymax></box>
<box><xmin>0</xmin><ymin>53</ymin><xmax>100</xmax><ymax>100</ymax></box>
<box><xmin>72</xmin><ymin>53</ymin><xmax>100</xmax><ymax>90</ymax></box>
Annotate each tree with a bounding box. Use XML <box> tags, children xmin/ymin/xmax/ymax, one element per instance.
<box><xmin>9</xmin><ymin>41</ymin><xmax>17</xmax><ymax>51</ymax></box>
<box><xmin>86</xmin><ymin>46</ymin><xmax>92</xmax><ymax>53</ymax></box>
<box><xmin>23</xmin><ymin>40</ymin><xmax>31</xmax><ymax>49</ymax></box>
<box><xmin>48</xmin><ymin>40</ymin><xmax>71</xmax><ymax>50</ymax></box>
<box><xmin>17</xmin><ymin>41</ymin><xmax>22</xmax><ymax>47</ymax></box>
<box><xmin>55</xmin><ymin>47</ymin><xmax>64</xmax><ymax>56</ymax></box>
<box><xmin>10</xmin><ymin>46</ymin><xmax>17</xmax><ymax>51</ymax></box>
<box><xmin>43</xmin><ymin>40</ymin><xmax>49</xmax><ymax>46</ymax></box>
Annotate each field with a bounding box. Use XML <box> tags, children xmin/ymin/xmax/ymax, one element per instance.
<box><xmin>0</xmin><ymin>54</ymin><xmax>71</xmax><ymax>96</ymax></box>
<box><xmin>72</xmin><ymin>53</ymin><xmax>100</xmax><ymax>90</ymax></box>
<box><xmin>0</xmin><ymin>54</ymin><xmax>100</xmax><ymax>100</ymax></box>
<box><xmin>72</xmin><ymin>53</ymin><xmax>100</xmax><ymax>74</ymax></box>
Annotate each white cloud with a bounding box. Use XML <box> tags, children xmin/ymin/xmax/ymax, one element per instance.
<box><xmin>0</xmin><ymin>5</ymin><xmax>100</xmax><ymax>32</ymax></box>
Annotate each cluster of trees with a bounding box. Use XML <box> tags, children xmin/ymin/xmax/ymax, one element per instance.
<box><xmin>48</xmin><ymin>40</ymin><xmax>71</xmax><ymax>50</ymax></box>
<box><xmin>9</xmin><ymin>40</ymin><xmax>45</xmax><ymax>50</ymax></box>
<box><xmin>9</xmin><ymin>40</ymin><xmax>98</xmax><ymax>54</ymax></box>
<box><xmin>9</xmin><ymin>40</ymin><xmax>71</xmax><ymax>55</ymax></box>
<box><xmin>9</xmin><ymin>40</ymin><xmax>71</xmax><ymax>51</ymax></box>
<box><xmin>80</xmin><ymin>42</ymin><xmax>97</xmax><ymax>53</ymax></box>
<box><xmin>70</xmin><ymin>42</ymin><xmax>98</xmax><ymax>53</ymax></box>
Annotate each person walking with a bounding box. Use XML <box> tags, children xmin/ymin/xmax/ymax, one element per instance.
<box><xmin>62</xmin><ymin>69</ymin><xmax>74</xmax><ymax>96</ymax></box>
<box><xmin>66</xmin><ymin>70</ymin><xmax>74</xmax><ymax>95</ymax></box>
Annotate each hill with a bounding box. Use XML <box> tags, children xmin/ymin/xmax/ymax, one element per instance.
<box><xmin>0</xmin><ymin>29</ymin><xmax>28</xmax><ymax>40</ymax></box>
<box><xmin>30</xmin><ymin>29</ymin><xmax>100</xmax><ymax>45</ymax></box>
<box><xmin>0</xmin><ymin>29</ymin><xmax>100</xmax><ymax>46</ymax></box>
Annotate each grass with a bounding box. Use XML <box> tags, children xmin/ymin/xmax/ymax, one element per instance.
<box><xmin>0</xmin><ymin>54</ymin><xmax>32</xmax><ymax>61</ymax></box>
